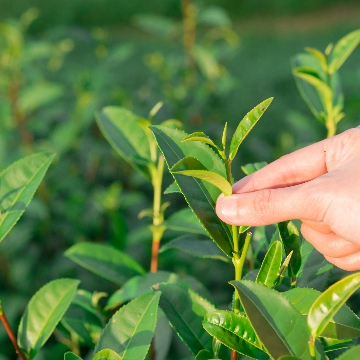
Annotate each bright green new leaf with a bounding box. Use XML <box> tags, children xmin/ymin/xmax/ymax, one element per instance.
<box><xmin>308</xmin><ymin>272</ymin><xmax>360</xmax><ymax>339</ymax></box>
<box><xmin>65</xmin><ymin>242</ymin><xmax>145</xmax><ymax>285</ymax></box>
<box><xmin>18</xmin><ymin>278</ymin><xmax>80</xmax><ymax>358</ymax></box>
<box><xmin>164</xmin><ymin>181</ymin><xmax>181</xmax><ymax>194</ymax></box>
<box><xmin>283</xmin><ymin>287</ymin><xmax>360</xmax><ymax>339</ymax></box>
<box><xmin>172</xmin><ymin>157</ymin><xmax>232</xmax><ymax>196</ymax></box>
<box><xmin>320</xmin><ymin>337</ymin><xmax>354</xmax><ymax>352</ymax></box>
<box><xmin>92</xmin><ymin>349</ymin><xmax>121</xmax><ymax>360</ymax></box>
<box><xmin>165</xmin><ymin>208</ymin><xmax>207</xmax><ymax>235</ymax></box>
<box><xmin>229</xmin><ymin>98</ymin><xmax>273</xmax><ymax>161</ymax></box>
<box><xmin>334</xmin><ymin>344</ymin><xmax>360</xmax><ymax>359</ymax></box>
<box><xmin>273</xmin><ymin>251</ymin><xmax>293</xmax><ymax>288</ymax></box>
<box><xmin>0</xmin><ymin>152</ymin><xmax>55</xmax><ymax>243</ymax></box>
<box><xmin>328</xmin><ymin>29</ymin><xmax>360</xmax><ymax>74</ymax></box>
<box><xmin>277</xmin><ymin>221</ymin><xmax>301</xmax><ymax>279</ymax></box>
<box><xmin>149</xmin><ymin>101</ymin><xmax>163</xmax><ymax>118</ymax></box>
<box><xmin>241</xmin><ymin>161</ymin><xmax>267</xmax><ymax>176</ymax></box>
<box><xmin>182</xmin><ymin>132</ymin><xmax>221</xmax><ymax>152</ymax></box>
<box><xmin>106</xmin><ymin>271</ymin><xmax>183</xmax><ymax>309</ymax></box>
<box><xmin>203</xmin><ymin>310</ymin><xmax>269</xmax><ymax>359</ymax></box>
<box><xmin>150</xmin><ymin>126</ymin><xmax>232</xmax><ymax>257</ymax></box>
<box><xmin>256</xmin><ymin>241</ymin><xmax>282</xmax><ymax>288</ymax></box>
<box><xmin>231</xmin><ymin>280</ymin><xmax>326</xmax><ymax>360</ymax></box>
<box><xmin>222</xmin><ymin>122</ymin><xmax>227</xmax><ymax>151</ymax></box>
<box><xmin>96</xmin><ymin>107</ymin><xmax>151</xmax><ymax>180</ymax></box>
<box><xmin>160</xmin><ymin>236</ymin><xmax>230</xmax><ymax>262</ymax></box>
<box><xmin>158</xmin><ymin>283</ymin><xmax>216</xmax><ymax>355</ymax></box>
<box><xmin>296</xmin><ymin>241</ymin><xmax>333</xmax><ymax>292</ymax></box>
<box><xmin>305</xmin><ymin>47</ymin><xmax>327</xmax><ymax>71</ymax></box>
<box><xmin>94</xmin><ymin>292</ymin><xmax>161</xmax><ymax>358</ymax></box>
<box><xmin>64</xmin><ymin>352</ymin><xmax>83</xmax><ymax>360</ymax></box>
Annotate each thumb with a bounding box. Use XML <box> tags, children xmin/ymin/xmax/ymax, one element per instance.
<box><xmin>216</xmin><ymin>182</ymin><xmax>324</xmax><ymax>226</ymax></box>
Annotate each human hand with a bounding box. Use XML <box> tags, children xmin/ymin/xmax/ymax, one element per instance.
<box><xmin>216</xmin><ymin>127</ymin><xmax>360</xmax><ymax>270</ymax></box>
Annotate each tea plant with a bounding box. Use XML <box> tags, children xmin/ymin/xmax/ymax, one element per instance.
<box><xmin>292</xmin><ymin>29</ymin><xmax>360</xmax><ymax>138</ymax></box>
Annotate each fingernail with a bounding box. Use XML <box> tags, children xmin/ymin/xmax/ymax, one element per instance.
<box><xmin>220</xmin><ymin>196</ymin><xmax>237</xmax><ymax>220</ymax></box>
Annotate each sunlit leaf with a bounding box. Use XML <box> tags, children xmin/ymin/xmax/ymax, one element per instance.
<box><xmin>320</xmin><ymin>337</ymin><xmax>354</xmax><ymax>352</ymax></box>
<box><xmin>182</xmin><ymin>132</ymin><xmax>221</xmax><ymax>152</ymax></box>
<box><xmin>333</xmin><ymin>344</ymin><xmax>360</xmax><ymax>359</ymax></box>
<box><xmin>305</xmin><ymin>47</ymin><xmax>327</xmax><ymax>71</ymax></box>
<box><xmin>163</xmin><ymin>181</ymin><xmax>181</xmax><ymax>194</ymax></box>
<box><xmin>92</xmin><ymin>349</ymin><xmax>121</xmax><ymax>360</ymax></box>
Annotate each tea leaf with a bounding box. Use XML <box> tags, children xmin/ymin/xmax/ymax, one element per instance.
<box><xmin>65</xmin><ymin>353</ymin><xmax>83</xmax><ymax>360</ymax></box>
<box><xmin>231</xmin><ymin>280</ymin><xmax>326</xmax><ymax>360</ymax></box>
<box><xmin>0</xmin><ymin>152</ymin><xmax>55</xmax><ymax>243</ymax></box>
<box><xmin>65</xmin><ymin>242</ymin><xmax>145</xmax><ymax>285</ymax></box>
<box><xmin>94</xmin><ymin>292</ymin><xmax>161</xmax><ymax>359</ymax></box>
<box><xmin>277</xmin><ymin>221</ymin><xmax>301</xmax><ymax>279</ymax></box>
<box><xmin>203</xmin><ymin>310</ymin><xmax>269</xmax><ymax>359</ymax></box>
<box><xmin>278</xmin><ymin>357</ymin><xmax>302</xmax><ymax>360</ymax></box>
<box><xmin>164</xmin><ymin>181</ymin><xmax>181</xmax><ymax>194</ymax></box>
<box><xmin>92</xmin><ymin>349</ymin><xmax>121</xmax><ymax>360</ymax></box>
<box><xmin>165</xmin><ymin>208</ymin><xmax>207</xmax><ymax>235</ymax></box>
<box><xmin>150</xmin><ymin>125</ymin><xmax>232</xmax><ymax>257</ymax></box>
<box><xmin>160</xmin><ymin>236</ymin><xmax>230</xmax><ymax>262</ymax></box>
<box><xmin>18</xmin><ymin>279</ymin><xmax>80</xmax><ymax>358</ymax></box>
<box><xmin>333</xmin><ymin>344</ymin><xmax>360</xmax><ymax>359</ymax></box>
<box><xmin>328</xmin><ymin>29</ymin><xmax>360</xmax><ymax>74</ymax></box>
<box><xmin>229</xmin><ymin>98</ymin><xmax>273</xmax><ymax>161</ymax></box>
<box><xmin>172</xmin><ymin>157</ymin><xmax>232</xmax><ymax>195</ymax></box>
<box><xmin>154</xmin><ymin>309</ymin><xmax>173</xmax><ymax>360</ymax></box>
<box><xmin>256</xmin><ymin>241</ymin><xmax>282</xmax><ymax>288</ymax></box>
<box><xmin>273</xmin><ymin>251</ymin><xmax>293</xmax><ymax>288</ymax></box>
<box><xmin>305</xmin><ymin>47</ymin><xmax>327</xmax><ymax>71</ymax></box>
<box><xmin>195</xmin><ymin>350</ymin><xmax>213</xmax><ymax>360</ymax></box>
<box><xmin>308</xmin><ymin>272</ymin><xmax>360</xmax><ymax>338</ymax></box>
<box><xmin>96</xmin><ymin>107</ymin><xmax>151</xmax><ymax>180</ymax></box>
<box><xmin>320</xmin><ymin>338</ymin><xmax>354</xmax><ymax>352</ymax></box>
<box><xmin>241</xmin><ymin>161</ymin><xmax>267</xmax><ymax>176</ymax></box>
<box><xmin>158</xmin><ymin>283</ymin><xmax>215</xmax><ymax>355</ymax></box>
<box><xmin>283</xmin><ymin>287</ymin><xmax>360</xmax><ymax>339</ymax></box>
<box><xmin>182</xmin><ymin>132</ymin><xmax>221</xmax><ymax>152</ymax></box>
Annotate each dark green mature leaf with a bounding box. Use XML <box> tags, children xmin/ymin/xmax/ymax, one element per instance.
<box><xmin>18</xmin><ymin>279</ymin><xmax>80</xmax><ymax>358</ymax></box>
<box><xmin>283</xmin><ymin>288</ymin><xmax>360</xmax><ymax>339</ymax></box>
<box><xmin>195</xmin><ymin>350</ymin><xmax>213</xmax><ymax>360</ymax></box>
<box><xmin>65</xmin><ymin>353</ymin><xmax>83</xmax><ymax>360</ymax></box>
<box><xmin>334</xmin><ymin>344</ymin><xmax>360</xmax><ymax>359</ymax></box>
<box><xmin>154</xmin><ymin>309</ymin><xmax>173</xmax><ymax>360</ymax></box>
<box><xmin>158</xmin><ymin>283</ymin><xmax>216</xmax><ymax>355</ymax></box>
<box><xmin>92</xmin><ymin>349</ymin><xmax>121</xmax><ymax>360</ymax></box>
<box><xmin>65</xmin><ymin>242</ymin><xmax>145</xmax><ymax>285</ymax></box>
<box><xmin>329</xmin><ymin>29</ymin><xmax>360</xmax><ymax>74</ymax></box>
<box><xmin>149</xmin><ymin>125</ymin><xmax>232</xmax><ymax>257</ymax></box>
<box><xmin>172</xmin><ymin>157</ymin><xmax>232</xmax><ymax>196</ymax></box>
<box><xmin>229</xmin><ymin>98</ymin><xmax>273</xmax><ymax>161</ymax></box>
<box><xmin>256</xmin><ymin>241</ymin><xmax>282</xmax><ymax>288</ymax></box>
<box><xmin>164</xmin><ymin>181</ymin><xmax>181</xmax><ymax>194</ymax></box>
<box><xmin>278</xmin><ymin>357</ymin><xmax>302</xmax><ymax>360</ymax></box>
<box><xmin>160</xmin><ymin>236</ymin><xmax>230</xmax><ymax>262</ymax></box>
<box><xmin>308</xmin><ymin>272</ymin><xmax>360</xmax><ymax>338</ymax></box>
<box><xmin>165</xmin><ymin>208</ymin><xmax>207</xmax><ymax>235</ymax></box>
<box><xmin>96</xmin><ymin>107</ymin><xmax>151</xmax><ymax>180</ymax></box>
<box><xmin>94</xmin><ymin>292</ymin><xmax>161</xmax><ymax>358</ymax></box>
<box><xmin>320</xmin><ymin>338</ymin><xmax>354</xmax><ymax>352</ymax></box>
<box><xmin>0</xmin><ymin>152</ymin><xmax>55</xmax><ymax>243</ymax></box>
<box><xmin>241</xmin><ymin>161</ymin><xmax>267</xmax><ymax>176</ymax></box>
<box><xmin>231</xmin><ymin>280</ymin><xmax>325</xmax><ymax>360</ymax></box>
<box><xmin>296</xmin><ymin>241</ymin><xmax>333</xmax><ymax>292</ymax></box>
<box><xmin>61</xmin><ymin>318</ymin><xmax>94</xmax><ymax>345</ymax></box>
<box><xmin>203</xmin><ymin>310</ymin><xmax>269</xmax><ymax>359</ymax></box>
<box><xmin>106</xmin><ymin>271</ymin><xmax>183</xmax><ymax>309</ymax></box>
<box><xmin>277</xmin><ymin>221</ymin><xmax>301</xmax><ymax>279</ymax></box>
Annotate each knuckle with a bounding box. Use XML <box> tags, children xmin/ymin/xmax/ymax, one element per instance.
<box><xmin>251</xmin><ymin>189</ymin><xmax>273</xmax><ymax>220</ymax></box>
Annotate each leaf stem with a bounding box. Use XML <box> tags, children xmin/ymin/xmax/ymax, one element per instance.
<box><xmin>308</xmin><ymin>336</ymin><xmax>316</xmax><ymax>360</ymax></box>
<box><xmin>0</xmin><ymin>302</ymin><xmax>27</xmax><ymax>360</ymax></box>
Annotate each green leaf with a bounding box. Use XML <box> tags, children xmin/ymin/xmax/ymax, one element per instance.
<box><xmin>106</xmin><ymin>271</ymin><xmax>183</xmax><ymax>309</ymax></box>
<box><xmin>65</xmin><ymin>242</ymin><xmax>145</xmax><ymax>285</ymax></box>
<box><xmin>283</xmin><ymin>287</ymin><xmax>360</xmax><ymax>339</ymax></box>
<box><xmin>164</xmin><ymin>181</ymin><xmax>181</xmax><ymax>194</ymax></box>
<box><xmin>256</xmin><ymin>241</ymin><xmax>282</xmax><ymax>288</ymax></box>
<box><xmin>158</xmin><ymin>283</ymin><xmax>215</xmax><ymax>355</ymax></box>
<box><xmin>305</xmin><ymin>47</ymin><xmax>327</xmax><ymax>71</ymax></box>
<box><xmin>160</xmin><ymin>236</ymin><xmax>230</xmax><ymax>262</ymax></box>
<box><xmin>182</xmin><ymin>132</ymin><xmax>221</xmax><ymax>152</ymax></box>
<box><xmin>277</xmin><ymin>221</ymin><xmax>301</xmax><ymax>279</ymax></box>
<box><xmin>241</xmin><ymin>161</ymin><xmax>267</xmax><ymax>176</ymax></box>
<box><xmin>154</xmin><ymin>309</ymin><xmax>173</xmax><ymax>360</ymax></box>
<box><xmin>0</xmin><ymin>152</ymin><xmax>55</xmax><ymax>243</ymax></box>
<box><xmin>229</xmin><ymin>98</ymin><xmax>273</xmax><ymax>161</ymax></box>
<box><xmin>203</xmin><ymin>310</ymin><xmax>269</xmax><ymax>359</ymax></box>
<box><xmin>308</xmin><ymin>272</ymin><xmax>360</xmax><ymax>339</ymax></box>
<box><xmin>195</xmin><ymin>350</ymin><xmax>213</xmax><ymax>360</ymax></box>
<box><xmin>278</xmin><ymin>357</ymin><xmax>302</xmax><ymax>360</ymax></box>
<box><xmin>94</xmin><ymin>292</ymin><xmax>161</xmax><ymax>358</ymax></box>
<box><xmin>172</xmin><ymin>157</ymin><xmax>232</xmax><ymax>196</ymax></box>
<box><xmin>96</xmin><ymin>107</ymin><xmax>151</xmax><ymax>180</ymax></box>
<box><xmin>165</xmin><ymin>208</ymin><xmax>207</xmax><ymax>235</ymax></box>
<box><xmin>296</xmin><ymin>241</ymin><xmax>333</xmax><ymax>292</ymax></box>
<box><xmin>328</xmin><ymin>29</ymin><xmax>360</xmax><ymax>74</ymax></box>
<box><xmin>334</xmin><ymin>344</ymin><xmax>360</xmax><ymax>359</ymax></box>
<box><xmin>273</xmin><ymin>251</ymin><xmax>293</xmax><ymax>288</ymax></box>
<box><xmin>92</xmin><ymin>349</ymin><xmax>121</xmax><ymax>360</ymax></box>
<box><xmin>149</xmin><ymin>125</ymin><xmax>232</xmax><ymax>257</ymax></box>
<box><xmin>64</xmin><ymin>352</ymin><xmax>83</xmax><ymax>360</ymax></box>
<box><xmin>231</xmin><ymin>280</ymin><xmax>325</xmax><ymax>360</ymax></box>
<box><xmin>320</xmin><ymin>337</ymin><xmax>354</xmax><ymax>352</ymax></box>
<box><xmin>18</xmin><ymin>278</ymin><xmax>80</xmax><ymax>358</ymax></box>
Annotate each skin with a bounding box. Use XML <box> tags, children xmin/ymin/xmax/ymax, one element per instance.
<box><xmin>216</xmin><ymin>126</ymin><xmax>360</xmax><ymax>271</ymax></box>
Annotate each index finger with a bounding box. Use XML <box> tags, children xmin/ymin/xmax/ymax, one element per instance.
<box><xmin>233</xmin><ymin>137</ymin><xmax>329</xmax><ymax>194</ymax></box>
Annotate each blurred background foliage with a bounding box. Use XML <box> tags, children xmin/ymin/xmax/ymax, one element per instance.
<box><xmin>0</xmin><ymin>0</ymin><xmax>360</xmax><ymax>359</ymax></box>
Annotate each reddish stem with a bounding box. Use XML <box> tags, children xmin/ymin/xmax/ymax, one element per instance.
<box><xmin>231</xmin><ymin>350</ymin><xmax>237</xmax><ymax>360</ymax></box>
<box><xmin>150</xmin><ymin>240</ymin><xmax>160</xmax><ymax>273</ymax></box>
